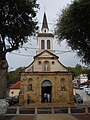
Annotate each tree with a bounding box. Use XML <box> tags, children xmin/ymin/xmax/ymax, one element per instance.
<box><xmin>69</xmin><ymin>64</ymin><xmax>90</xmax><ymax>79</ymax></box>
<box><xmin>8</xmin><ymin>67</ymin><xmax>24</xmax><ymax>86</ymax></box>
<box><xmin>55</xmin><ymin>0</ymin><xmax>90</xmax><ymax>65</ymax></box>
<box><xmin>0</xmin><ymin>0</ymin><xmax>39</xmax><ymax>98</ymax></box>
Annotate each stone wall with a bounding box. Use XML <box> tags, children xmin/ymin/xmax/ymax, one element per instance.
<box><xmin>19</xmin><ymin>72</ymin><xmax>74</xmax><ymax>105</ymax></box>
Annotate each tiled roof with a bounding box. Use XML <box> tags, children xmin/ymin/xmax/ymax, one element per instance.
<box><xmin>10</xmin><ymin>81</ymin><xmax>20</xmax><ymax>89</ymax></box>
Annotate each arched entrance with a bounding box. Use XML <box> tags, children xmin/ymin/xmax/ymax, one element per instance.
<box><xmin>41</xmin><ymin>80</ymin><xmax>52</xmax><ymax>102</ymax></box>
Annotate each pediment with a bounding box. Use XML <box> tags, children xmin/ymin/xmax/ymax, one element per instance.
<box><xmin>34</xmin><ymin>50</ymin><xmax>59</xmax><ymax>59</ymax></box>
<box><xmin>25</xmin><ymin>50</ymin><xmax>69</xmax><ymax>72</ymax></box>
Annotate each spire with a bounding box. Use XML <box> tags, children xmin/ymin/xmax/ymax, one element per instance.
<box><xmin>41</xmin><ymin>12</ymin><xmax>49</xmax><ymax>31</ymax></box>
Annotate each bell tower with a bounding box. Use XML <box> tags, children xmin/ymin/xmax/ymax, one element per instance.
<box><xmin>36</xmin><ymin>12</ymin><xmax>54</xmax><ymax>54</ymax></box>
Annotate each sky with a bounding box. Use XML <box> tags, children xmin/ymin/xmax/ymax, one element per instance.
<box><xmin>6</xmin><ymin>0</ymin><xmax>85</xmax><ymax>71</ymax></box>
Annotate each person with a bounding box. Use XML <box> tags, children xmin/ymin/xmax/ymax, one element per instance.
<box><xmin>47</xmin><ymin>94</ymin><xmax>50</xmax><ymax>102</ymax></box>
<box><xmin>44</xmin><ymin>93</ymin><xmax>47</xmax><ymax>102</ymax></box>
<box><xmin>27</xmin><ymin>95</ymin><xmax>30</xmax><ymax>104</ymax></box>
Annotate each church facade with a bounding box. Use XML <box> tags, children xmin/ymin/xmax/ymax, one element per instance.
<box><xmin>19</xmin><ymin>13</ymin><xmax>74</xmax><ymax>105</ymax></box>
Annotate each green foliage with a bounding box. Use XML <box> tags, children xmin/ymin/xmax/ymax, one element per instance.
<box><xmin>0</xmin><ymin>0</ymin><xmax>39</xmax><ymax>98</ymax></box>
<box><xmin>0</xmin><ymin>0</ymin><xmax>39</xmax><ymax>58</ymax></box>
<box><xmin>86</xmin><ymin>69</ymin><xmax>90</xmax><ymax>80</ymax></box>
<box><xmin>55</xmin><ymin>0</ymin><xmax>90</xmax><ymax>65</ymax></box>
<box><xmin>69</xmin><ymin>64</ymin><xmax>90</xmax><ymax>79</ymax></box>
<box><xmin>8</xmin><ymin>67</ymin><xmax>24</xmax><ymax>86</ymax></box>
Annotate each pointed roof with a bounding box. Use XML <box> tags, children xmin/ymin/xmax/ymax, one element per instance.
<box><xmin>25</xmin><ymin>50</ymin><xmax>69</xmax><ymax>72</ymax></box>
<box><xmin>34</xmin><ymin>50</ymin><xmax>59</xmax><ymax>59</ymax></box>
<box><xmin>41</xmin><ymin>12</ymin><xmax>49</xmax><ymax>30</ymax></box>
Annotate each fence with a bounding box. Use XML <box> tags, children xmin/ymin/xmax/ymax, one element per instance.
<box><xmin>6</xmin><ymin>106</ymin><xmax>90</xmax><ymax>115</ymax></box>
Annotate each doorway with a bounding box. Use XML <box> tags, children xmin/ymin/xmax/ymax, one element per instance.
<box><xmin>41</xmin><ymin>80</ymin><xmax>52</xmax><ymax>102</ymax></box>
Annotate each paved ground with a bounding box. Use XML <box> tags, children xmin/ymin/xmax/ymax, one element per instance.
<box><xmin>1</xmin><ymin>114</ymin><xmax>90</xmax><ymax>120</ymax></box>
<box><xmin>75</xmin><ymin>89</ymin><xmax>90</xmax><ymax>103</ymax></box>
<box><xmin>0</xmin><ymin>115</ymin><xmax>15</xmax><ymax>120</ymax></box>
<box><xmin>37</xmin><ymin>114</ymin><xmax>78</xmax><ymax>120</ymax></box>
<box><xmin>11</xmin><ymin>115</ymin><xmax>35</xmax><ymax>120</ymax></box>
<box><xmin>72</xmin><ymin>114</ymin><xmax>90</xmax><ymax>120</ymax></box>
<box><xmin>0</xmin><ymin>114</ymin><xmax>78</xmax><ymax>120</ymax></box>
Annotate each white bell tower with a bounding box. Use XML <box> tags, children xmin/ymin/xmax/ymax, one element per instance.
<box><xmin>36</xmin><ymin>12</ymin><xmax>54</xmax><ymax>54</ymax></box>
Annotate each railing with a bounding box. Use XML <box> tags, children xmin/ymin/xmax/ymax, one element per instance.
<box><xmin>6</xmin><ymin>106</ymin><xmax>90</xmax><ymax>115</ymax></box>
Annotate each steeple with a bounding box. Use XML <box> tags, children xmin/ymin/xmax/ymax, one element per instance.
<box><xmin>36</xmin><ymin>12</ymin><xmax>54</xmax><ymax>54</ymax></box>
<box><xmin>41</xmin><ymin>12</ymin><xmax>49</xmax><ymax>33</ymax></box>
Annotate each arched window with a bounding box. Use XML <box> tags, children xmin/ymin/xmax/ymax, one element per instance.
<box><xmin>42</xmin><ymin>80</ymin><xmax>52</xmax><ymax>87</ymax></box>
<box><xmin>41</xmin><ymin>40</ymin><xmax>45</xmax><ymax>49</ymax></box>
<box><xmin>60</xmin><ymin>78</ymin><xmax>66</xmax><ymax>91</ymax></box>
<box><xmin>27</xmin><ymin>78</ymin><xmax>33</xmax><ymax>91</ymax></box>
<box><xmin>28</xmin><ymin>84</ymin><xmax>32</xmax><ymax>91</ymax></box>
<box><xmin>47</xmin><ymin>40</ymin><xmax>50</xmax><ymax>49</ymax></box>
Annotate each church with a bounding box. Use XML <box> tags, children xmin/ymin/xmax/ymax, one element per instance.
<box><xmin>19</xmin><ymin>12</ymin><xmax>74</xmax><ymax>105</ymax></box>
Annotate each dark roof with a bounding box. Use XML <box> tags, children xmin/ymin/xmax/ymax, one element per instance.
<box><xmin>37</xmin><ymin>33</ymin><xmax>54</xmax><ymax>37</ymax></box>
<box><xmin>41</xmin><ymin>12</ymin><xmax>49</xmax><ymax>30</ymax></box>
